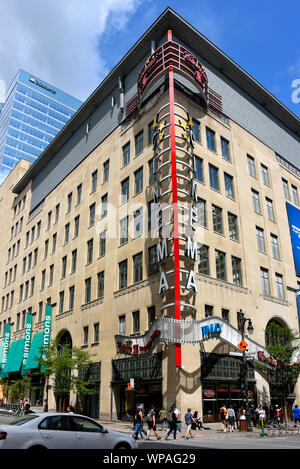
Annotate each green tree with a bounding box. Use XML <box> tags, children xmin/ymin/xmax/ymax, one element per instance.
<box><xmin>38</xmin><ymin>340</ymin><xmax>97</xmax><ymax>411</ymax></box>
<box><xmin>257</xmin><ymin>321</ymin><xmax>300</xmax><ymax>417</ymax></box>
<box><xmin>7</xmin><ymin>375</ymin><xmax>33</xmax><ymax>402</ymax></box>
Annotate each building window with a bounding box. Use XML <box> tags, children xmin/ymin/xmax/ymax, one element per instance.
<box><xmin>133</xmin><ymin>208</ymin><xmax>143</xmax><ymax>238</ymax></box>
<box><xmin>251</xmin><ymin>189</ymin><xmax>261</xmax><ymax>213</ymax></box>
<box><xmin>97</xmin><ymin>271</ymin><xmax>104</xmax><ymax>298</ymax></box>
<box><xmin>47</xmin><ymin>211</ymin><xmax>52</xmax><ymax>230</ymax></box>
<box><xmin>37</xmin><ymin>220</ymin><xmax>41</xmax><ymax>238</ymax></box>
<box><xmin>49</xmin><ymin>264</ymin><xmax>54</xmax><ymax>286</ymax></box>
<box><xmin>101</xmin><ymin>194</ymin><xmax>108</xmax><ymax>218</ymax></box>
<box><xmin>67</xmin><ymin>192</ymin><xmax>72</xmax><ymax>213</ymax></box>
<box><xmin>224</xmin><ymin>173</ymin><xmax>234</xmax><ymax>198</ymax></box>
<box><xmin>121</xmin><ymin>177</ymin><xmax>129</xmax><ymax>204</ymax></box>
<box><xmin>99</xmin><ymin>231</ymin><xmax>106</xmax><ymax>257</ymax></box>
<box><xmin>76</xmin><ymin>183</ymin><xmax>82</xmax><ymax>205</ymax></box>
<box><xmin>59</xmin><ymin>291</ymin><xmax>64</xmax><ymax>314</ymax></box>
<box><xmin>87</xmin><ymin>239</ymin><xmax>93</xmax><ymax>264</ymax></box>
<box><xmin>120</xmin><ymin>216</ymin><xmax>128</xmax><ymax>245</ymax></box>
<box><xmin>261</xmin><ymin>164</ymin><xmax>270</xmax><ymax>186</ymax></box>
<box><xmin>275</xmin><ymin>273</ymin><xmax>284</xmax><ymax>299</ymax></box>
<box><xmin>232</xmin><ymin>256</ymin><xmax>242</xmax><ymax>285</ymax></box>
<box><xmin>74</xmin><ymin>215</ymin><xmax>80</xmax><ymax>238</ymax></box>
<box><xmin>52</xmin><ymin>234</ymin><xmax>57</xmax><ymax>254</ymax></box>
<box><xmin>69</xmin><ymin>286</ymin><xmax>75</xmax><ymax>310</ymax></box>
<box><xmin>148</xmin><ymin>245</ymin><xmax>159</xmax><ymax>277</ymax></box>
<box><xmin>103</xmin><ymin>160</ymin><xmax>110</xmax><ymax>182</ymax></box>
<box><xmin>228</xmin><ymin>213</ymin><xmax>239</xmax><ymax>241</ymax></box>
<box><xmin>135</xmin><ymin>130</ymin><xmax>144</xmax><ymax>155</ymax></box>
<box><xmin>206</xmin><ymin>127</ymin><xmax>216</xmax><ymax>151</ymax></box>
<box><xmin>89</xmin><ymin>203</ymin><xmax>95</xmax><ymax>226</ymax></box>
<box><xmin>64</xmin><ymin>223</ymin><xmax>70</xmax><ymax>243</ymax></box>
<box><xmin>260</xmin><ymin>267</ymin><xmax>270</xmax><ymax>295</ymax></box>
<box><xmin>266</xmin><ymin>197</ymin><xmax>275</xmax><ymax>221</ymax></box>
<box><xmin>212</xmin><ymin>205</ymin><xmax>223</xmax><ymax>234</ymax></box>
<box><xmin>198</xmin><ymin>244</ymin><xmax>209</xmax><ymax>275</ymax></box>
<box><xmin>133</xmin><ymin>252</ymin><xmax>143</xmax><ymax>283</ymax></box>
<box><xmin>256</xmin><ymin>226</ymin><xmax>265</xmax><ymax>253</ymax></box>
<box><xmin>215</xmin><ymin>250</ymin><xmax>226</xmax><ymax>280</ymax></box>
<box><xmin>221</xmin><ymin>137</ymin><xmax>230</xmax><ymax>161</ymax></box>
<box><xmin>192</xmin><ymin>119</ymin><xmax>200</xmax><ymax>142</ymax></box>
<box><xmin>247</xmin><ymin>155</ymin><xmax>256</xmax><ymax>178</ymax></box>
<box><xmin>132</xmin><ymin>310</ymin><xmax>140</xmax><ymax>333</ymax></box>
<box><xmin>292</xmin><ymin>185</ymin><xmax>299</xmax><ymax>205</ymax></box>
<box><xmin>83</xmin><ymin>326</ymin><xmax>89</xmax><ymax>346</ymax></box>
<box><xmin>91</xmin><ymin>170</ymin><xmax>98</xmax><ymax>192</ymax></box>
<box><xmin>148</xmin><ymin>121</ymin><xmax>154</xmax><ymax>146</ymax></box>
<box><xmin>134</xmin><ymin>167</ymin><xmax>143</xmax><ymax>194</ymax></box>
<box><xmin>148</xmin><ymin>306</ymin><xmax>156</xmax><ymax>328</ymax></box>
<box><xmin>195</xmin><ymin>156</ymin><xmax>203</xmax><ymax>182</ymax></box>
<box><xmin>122</xmin><ymin>142</ymin><xmax>130</xmax><ymax>166</ymax></box>
<box><xmin>94</xmin><ymin>322</ymin><xmax>100</xmax><ymax>343</ymax></box>
<box><xmin>38</xmin><ymin>302</ymin><xmax>43</xmax><ymax>322</ymax></box>
<box><xmin>85</xmin><ymin>277</ymin><xmax>92</xmax><ymax>303</ymax></box>
<box><xmin>119</xmin><ymin>260</ymin><xmax>128</xmax><ymax>289</ymax></box>
<box><xmin>270</xmin><ymin>234</ymin><xmax>280</xmax><ymax>259</ymax></box>
<box><xmin>148</xmin><ymin>158</ymin><xmax>155</xmax><ymax>185</ymax></box>
<box><xmin>282</xmin><ymin>178</ymin><xmax>290</xmax><ymax>199</ymax></box>
<box><xmin>44</xmin><ymin>239</ymin><xmax>49</xmax><ymax>259</ymax></box>
<box><xmin>71</xmin><ymin>249</ymin><xmax>77</xmax><ymax>273</ymax></box>
<box><xmin>205</xmin><ymin>304</ymin><xmax>213</xmax><ymax>317</ymax></box>
<box><xmin>61</xmin><ymin>256</ymin><xmax>67</xmax><ymax>278</ymax></box>
<box><xmin>119</xmin><ymin>315</ymin><xmax>126</xmax><ymax>335</ymax></box>
<box><xmin>222</xmin><ymin>308</ymin><xmax>229</xmax><ymax>322</ymax></box>
<box><xmin>209</xmin><ymin>164</ymin><xmax>219</xmax><ymax>191</ymax></box>
<box><xmin>41</xmin><ymin>270</ymin><xmax>46</xmax><ymax>291</ymax></box>
<box><xmin>196</xmin><ymin>198</ymin><xmax>207</xmax><ymax>227</ymax></box>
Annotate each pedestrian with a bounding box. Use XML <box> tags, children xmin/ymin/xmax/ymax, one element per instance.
<box><xmin>67</xmin><ymin>405</ymin><xmax>75</xmax><ymax>413</ymax></box>
<box><xmin>183</xmin><ymin>408</ymin><xmax>196</xmax><ymax>439</ymax></box>
<box><xmin>293</xmin><ymin>404</ymin><xmax>300</xmax><ymax>425</ymax></box>
<box><xmin>257</xmin><ymin>404</ymin><xmax>266</xmax><ymax>426</ymax></box>
<box><xmin>227</xmin><ymin>405</ymin><xmax>235</xmax><ymax>432</ymax></box>
<box><xmin>219</xmin><ymin>404</ymin><xmax>227</xmax><ymax>432</ymax></box>
<box><xmin>159</xmin><ymin>406</ymin><xmax>167</xmax><ymax>431</ymax></box>
<box><xmin>263</xmin><ymin>402</ymin><xmax>269</xmax><ymax>421</ymax></box>
<box><xmin>24</xmin><ymin>403</ymin><xmax>34</xmax><ymax>415</ymax></box>
<box><xmin>172</xmin><ymin>403</ymin><xmax>181</xmax><ymax>433</ymax></box>
<box><xmin>145</xmin><ymin>405</ymin><xmax>161</xmax><ymax>440</ymax></box>
<box><xmin>131</xmin><ymin>405</ymin><xmax>145</xmax><ymax>440</ymax></box>
<box><xmin>165</xmin><ymin>405</ymin><xmax>177</xmax><ymax>440</ymax></box>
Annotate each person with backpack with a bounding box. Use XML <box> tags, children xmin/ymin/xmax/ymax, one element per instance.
<box><xmin>165</xmin><ymin>405</ymin><xmax>177</xmax><ymax>440</ymax></box>
<box><xmin>183</xmin><ymin>408</ymin><xmax>196</xmax><ymax>439</ymax></box>
<box><xmin>145</xmin><ymin>405</ymin><xmax>161</xmax><ymax>440</ymax></box>
<box><xmin>219</xmin><ymin>404</ymin><xmax>228</xmax><ymax>432</ymax></box>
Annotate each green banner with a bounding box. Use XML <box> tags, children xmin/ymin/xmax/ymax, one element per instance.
<box><xmin>41</xmin><ymin>304</ymin><xmax>52</xmax><ymax>373</ymax></box>
<box><xmin>0</xmin><ymin>324</ymin><xmax>11</xmax><ymax>378</ymax></box>
<box><xmin>21</xmin><ymin>313</ymin><xmax>33</xmax><ymax>376</ymax></box>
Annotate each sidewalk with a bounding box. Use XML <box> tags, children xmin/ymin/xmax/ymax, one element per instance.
<box><xmin>97</xmin><ymin>419</ymin><xmax>264</xmax><ymax>439</ymax></box>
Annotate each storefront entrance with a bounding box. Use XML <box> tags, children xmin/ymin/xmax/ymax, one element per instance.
<box><xmin>201</xmin><ymin>352</ymin><xmax>256</xmax><ymax>422</ymax></box>
<box><xmin>112</xmin><ymin>353</ymin><xmax>162</xmax><ymax>420</ymax></box>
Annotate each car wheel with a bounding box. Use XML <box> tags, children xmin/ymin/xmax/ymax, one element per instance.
<box><xmin>114</xmin><ymin>443</ymin><xmax>131</xmax><ymax>450</ymax></box>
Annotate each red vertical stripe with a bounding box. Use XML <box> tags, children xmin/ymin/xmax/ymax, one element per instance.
<box><xmin>169</xmin><ymin>65</ymin><xmax>181</xmax><ymax>368</ymax></box>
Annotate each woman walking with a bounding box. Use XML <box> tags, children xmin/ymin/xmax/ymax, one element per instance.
<box><xmin>145</xmin><ymin>405</ymin><xmax>161</xmax><ymax>440</ymax></box>
<box><xmin>131</xmin><ymin>405</ymin><xmax>145</xmax><ymax>440</ymax></box>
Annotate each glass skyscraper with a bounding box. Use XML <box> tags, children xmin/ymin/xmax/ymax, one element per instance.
<box><xmin>0</xmin><ymin>69</ymin><xmax>82</xmax><ymax>184</ymax></box>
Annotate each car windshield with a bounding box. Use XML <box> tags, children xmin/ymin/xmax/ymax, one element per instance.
<box><xmin>8</xmin><ymin>415</ymin><xmax>39</xmax><ymax>426</ymax></box>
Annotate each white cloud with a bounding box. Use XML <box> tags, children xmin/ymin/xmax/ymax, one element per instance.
<box><xmin>0</xmin><ymin>0</ymin><xmax>141</xmax><ymax>101</ymax></box>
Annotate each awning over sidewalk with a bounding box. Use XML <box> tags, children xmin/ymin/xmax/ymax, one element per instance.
<box><xmin>3</xmin><ymin>339</ymin><xmax>25</xmax><ymax>374</ymax></box>
<box><xmin>24</xmin><ymin>332</ymin><xmax>44</xmax><ymax>371</ymax></box>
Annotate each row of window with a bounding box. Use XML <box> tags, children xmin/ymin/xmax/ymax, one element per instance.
<box><xmin>247</xmin><ymin>153</ymin><xmax>299</xmax><ymax>206</ymax></box>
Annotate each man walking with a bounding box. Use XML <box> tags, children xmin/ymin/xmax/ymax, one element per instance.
<box><xmin>131</xmin><ymin>405</ymin><xmax>145</xmax><ymax>440</ymax></box>
<box><xmin>183</xmin><ymin>408</ymin><xmax>196</xmax><ymax>439</ymax></box>
<box><xmin>165</xmin><ymin>405</ymin><xmax>177</xmax><ymax>440</ymax></box>
<box><xmin>227</xmin><ymin>405</ymin><xmax>235</xmax><ymax>432</ymax></box>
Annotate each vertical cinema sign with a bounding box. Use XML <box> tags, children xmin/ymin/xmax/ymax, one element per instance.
<box><xmin>148</xmin><ymin>30</ymin><xmax>201</xmax><ymax>367</ymax></box>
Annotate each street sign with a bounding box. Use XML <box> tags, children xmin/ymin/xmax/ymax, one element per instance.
<box><xmin>237</xmin><ymin>339</ymin><xmax>248</xmax><ymax>352</ymax></box>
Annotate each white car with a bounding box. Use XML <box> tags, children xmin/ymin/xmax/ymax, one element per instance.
<box><xmin>0</xmin><ymin>412</ymin><xmax>137</xmax><ymax>450</ymax></box>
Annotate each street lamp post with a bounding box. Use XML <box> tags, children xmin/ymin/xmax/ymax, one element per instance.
<box><xmin>237</xmin><ymin>309</ymin><xmax>254</xmax><ymax>432</ymax></box>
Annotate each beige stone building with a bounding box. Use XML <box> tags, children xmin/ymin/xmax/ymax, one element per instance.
<box><xmin>0</xmin><ymin>8</ymin><xmax>299</xmax><ymax>422</ymax></box>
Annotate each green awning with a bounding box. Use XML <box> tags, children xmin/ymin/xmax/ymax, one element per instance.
<box><xmin>3</xmin><ymin>339</ymin><xmax>25</xmax><ymax>374</ymax></box>
<box><xmin>24</xmin><ymin>332</ymin><xmax>44</xmax><ymax>371</ymax></box>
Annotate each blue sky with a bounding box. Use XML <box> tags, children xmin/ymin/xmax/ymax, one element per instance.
<box><xmin>0</xmin><ymin>0</ymin><xmax>299</xmax><ymax>118</ymax></box>
<box><xmin>98</xmin><ymin>0</ymin><xmax>300</xmax><ymax>118</ymax></box>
